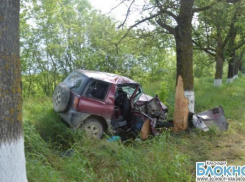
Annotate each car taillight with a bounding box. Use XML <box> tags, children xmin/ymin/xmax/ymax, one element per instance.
<box><xmin>73</xmin><ymin>97</ymin><xmax>79</xmax><ymax>110</ymax></box>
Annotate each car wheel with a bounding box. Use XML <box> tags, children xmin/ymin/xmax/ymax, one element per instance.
<box><xmin>52</xmin><ymin>83</ymin><xmax>70</xmax><ymax>112</ymax></box>
<box><xmin>81</xmin><ymin>119</ymin><xmax>103</xmax><ymax>139</ymax></box>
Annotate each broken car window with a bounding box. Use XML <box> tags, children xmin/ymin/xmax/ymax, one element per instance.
<box><xmin>85</xmin><ymin>80</ymin><xmax>110</xmax><ymax>100</ymax></box>
<box><xmin>121</xmin><ymin>85</ymin><xmax>136</xmax><ymax>98</ymax></box>
<box><xmin>63</xmin><ymin>70</ymin><xmax>86</xmax><ymax>93</ymax></box>
<box><xmin>116</xmin><ymin>85</ymin><xmax>142</xmax><ymax>103</ymax></box>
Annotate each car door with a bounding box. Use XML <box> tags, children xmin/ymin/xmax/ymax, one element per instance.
<box><xmin>77</xmin><ymin>79</ymin><xmax>115</xmax><ymax>120</ymax></box>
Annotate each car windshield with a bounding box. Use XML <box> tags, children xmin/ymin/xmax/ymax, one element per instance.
<box><xmin>133</xmin><ymin>86</ymin><xmax>143</xmax><ymax>103</ymax></box>
<box><xmin>63</xmin><ymin>70</ymin><xmax>86</xmax><ymax>93</ymax></box>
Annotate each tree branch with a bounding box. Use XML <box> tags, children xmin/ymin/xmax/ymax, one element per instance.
<box><xmin>193</xmin><ymin>2</ymin><xmax>217</xmax><ymax>12</ymax></box>
<box><xmin>192</xmin><ymin>39</ymin><xmax>216</xmax><ymax>57</ymax></box>
<box><xmin>233</xmin><ymin>39</ymin><xmax>245</xmax><ymax>51</ymax></box>
<box><xmin>155</xmin><ymin>0</ymin><xmax>178</xmax><ymax>22</ymax></box>
<box><xmin>159</xmin><ymin>8</ymin><xmax>179</xmax><ymax>22</ymax></box>
<box><xmin>192</xmin><ymin>0</ymin><xmax>238</xmax><ymax>12</ymax></box>
<box><xmin>117</xmin><ymin>0</ymin><xmax>135</xmax><ymax>29</ymax></box>
<box><xmin>203</xmin><ymin>60</ymin><xmax>216</xmax><ymax>66</ymax></box>
<box><xmin>107</xmin><ymin>0</ymin><xmax>127</xmax><ymax>14</ymax></box>
<box><xmin>193</xmin><ymin>0</ymin><xmax>240</xmax><ymax>13</ymax></box>
<box><xmin>156</xmin><ymin>19</ymin><xmax>175</xmax><ymax>35</ymax></box>
<box><xmin>223</xmin><ymin>10</ymin><xmax>238</xmax><ymax>48</ymax></box>
<box><xmin>117</xmin><ymin>12</ymin><xmax>162</xmax><ymax>45</ymax></box>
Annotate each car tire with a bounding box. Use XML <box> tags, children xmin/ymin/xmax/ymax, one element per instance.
<box><xmin>52</xmin><ymin>83</ymin><xmax>70</xmax><ymax>112</ymax></box>
<box><xmin>81</xmin><ymin>118</ymin><xmax>103</xmax><ymax>139</ymax></box>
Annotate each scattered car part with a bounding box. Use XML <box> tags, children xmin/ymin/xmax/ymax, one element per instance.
<box><xmin>196</xmin><ymin>106</ymin><xmax>229</xmax><ymax>131</ymax></box>
<box><xmin>192</xmin><ymin>114</ymin><xmax>209</xmax><ymax>132</ymax></box>
<box><xmin>107</xmin><ymin>136</ymin><xmax>121</xmax><ymax>142</ymax></box>
<box><xmin>140</xmin><ymin>119</ymin><xmax>150</xmax><ymax>140</ymax></box>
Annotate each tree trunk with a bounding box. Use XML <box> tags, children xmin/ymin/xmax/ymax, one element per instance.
<box><xmin>233</xmin><ymin>55</ymin><xmax>240</xmax><ymax>79</ymax></box>
<box><xmin>238</xmin><ymin>62</ymin><xmax>243</xmax><ymax>73</ymax></box>
<box><xmin>234</xmin><ymin>50</ymin><xmax>245</xmax><ymax>77</ymax></box>
<box><xmin>214</xmin><ymin>56</ymin><xmax>224</xmax><ymax>86</ymax></box>
<box><xmin>214</xmin><ymin>38</ymin><xmax>224</xmax><ymax>87</ymax></box>
<box><xmin>0</xmin><ymin>0</ymin><xmax>27</xmax><ymax>181</ymax></box>
<box><xmin>214</xmin><ymin>24</ymin><xmax>226</xmax><ymax>87</ymax></box>
<box><xmin>227</xmin><ymin>52</ymin><xmax>235</xmax><ymax>83</ymax></box>
<box><xmin>174</xmin><ymin>0</ymin><xmax>195</xmax><ymax>113</ymax></box>
<box><xmin>227</xmin><ymin>22</ymin><xmax>236</xmax><ymax>83</ymax></box>
<box><xmin>239</xmin><ymin>62</ymin><xmax>242</xmax><ymax>72</ymax></box>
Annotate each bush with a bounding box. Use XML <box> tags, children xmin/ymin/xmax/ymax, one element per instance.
<box><xmin>156</xmin><ymin>81</ymin><xmax>168</xmax><ymax>104</ymax></box>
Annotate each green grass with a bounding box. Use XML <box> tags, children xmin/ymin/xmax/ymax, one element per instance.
<box><xmin>23</xmin><ymin>76</ymin><xmax>245</xmax><ymax>182</ymax></box>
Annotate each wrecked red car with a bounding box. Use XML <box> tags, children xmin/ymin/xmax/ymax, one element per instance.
<box><xmin>53</xmin><ymin>69</ymin><xmax>170</xmax><ymax>139</ymax></box>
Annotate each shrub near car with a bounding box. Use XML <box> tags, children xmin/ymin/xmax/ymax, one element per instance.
<box><xmin>53</xmin><ymin>69</ymin><xmax>169</xmax><ymax>139</ymax></box>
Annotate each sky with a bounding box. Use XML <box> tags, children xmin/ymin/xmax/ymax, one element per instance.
<box><xmin>89</xmin><ymin>0</ymin><xmax>146</xmax><ymax>27</ymax></box>
<box><xmin>89</xmin><ymin>0</ymin><xmax>126</xmax><ymax>20</ymax></box>
<box><xmin>89</xmin><ymin>0</ymin><xmax>199</xmax><ymax>29</ymax></box>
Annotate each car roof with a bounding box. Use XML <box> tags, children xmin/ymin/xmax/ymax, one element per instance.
<box><xmin>77</xmin><ymin>69</ymin><xmax>138</xmax><ymax>85</ymax></box>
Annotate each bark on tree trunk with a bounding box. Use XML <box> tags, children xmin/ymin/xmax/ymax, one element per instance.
<box><xmin>214</xmin><ymin>25</ymin><xmax>225</xmax><ymax>87</ymax></box>
<box><xmin>239</xmin><ymin>62</ymin><xmax>242</xmax><ymax>72</ymax></box>
<box><xmin>238</xmin><ymin>50</ymin><xmax>245</xmax><ymax>73</ymax></box>
<box><xmin>227</xmin><ymin>52</ymin><xmax>235</xmax><ymax>83</ymax></box>
<box><xmin>0</xmin><ymin>0</ymin><xmax>27</xmax><ymax>181</ymax></box>
<box><xmin>234</xmin><ymin>50</ymin><xmax>245</xmax><ymax>77</ymax></box>
<box><xmin>234</xmin><ymin>55</ymin><xmax>240</xmax><ymax>78</ymax></box>
<box><xmin>214</xmin><ymin>47</ymin><xmax>224</xmax><ymax>86</ymax></box>
<box><xmin>175</xmin><ymin>29</ymin><xmax>194</xmax><ymax>91</ymax></box>
<box><xmin>174</xmin><ymin>0</ymin><xmax>195</xmax><ymax>113</ymax></box>
<box><xmin>227</xmin><ymin>24</ymin><xmax>236</xmax><ymax>83</ymax></box>
<box><xmin>214</xmin><ymin>58</ymin><xmax>224</xmax><ymax>86</ymax></box>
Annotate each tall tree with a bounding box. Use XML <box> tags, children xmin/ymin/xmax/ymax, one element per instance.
<box><xmin>193</xmin><ymin>0</ymin><xmax>245</xmax><ymax>86</ymax></box>
<box><xmin>234</xmin><ymin>49</ymin><xmax>245</xmax><ymax>76</ymax></box>
<box><xmin>0</xmin><ymin>0</ymin><xmax>27</xmax><ymax>181</ymax></box>
<box><xmin>116</xmin><ymin>0</ymin><xmax>218</xmax><ymax>112</ymax></box>
<box><xmin>225</xmin><ymin>1</ymin><xmax>245</xmax><ymax>81</ymax></box>
<box><xmin>226</xmin><ymin>20</ymin><xmax>237</xmax><ymax>83</ymax></box>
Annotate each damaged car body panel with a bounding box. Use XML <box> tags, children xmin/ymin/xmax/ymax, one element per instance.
<box><xmin>196</xmin><ymin>106</ymin><xmax>229</xmax><ymax>131</ymax></box>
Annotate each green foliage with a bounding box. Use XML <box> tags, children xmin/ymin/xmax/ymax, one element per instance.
<box><xmin>193</xmin><ymin>50</ymin><xmax>215</xmax><ymax>78</ymax></box>
<box><xmin>20</xmin><ymin>0</ymin><xmax>131</xmax><ymax>96</ymax></box>
<box><xmin>20</xmin><ymin>0</ymin><xmax>245</xmax><ymax>98</ymax></box>
<box><xmin>156</xmin><ymin>81</ymin><xmax>168</xmax><ymax>104</ymax></box>
<box><xmin>22</xmin><ymin>73</ymin><xmax>64</xmax><ymax>97</ymax></box>
<box><xmin>21</xmin><ymin>0</ymin><xmax>176</xmax><ymax>97</ymax></box>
